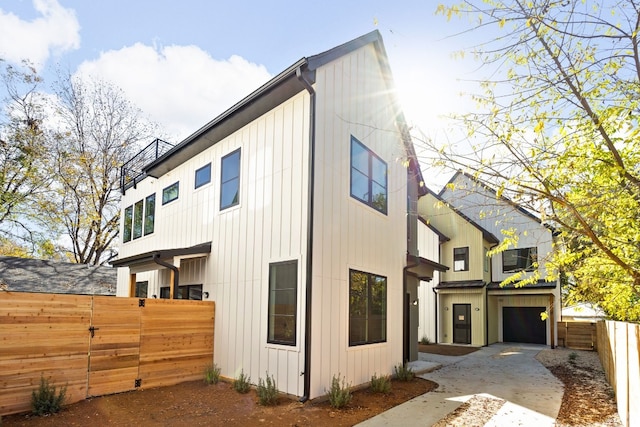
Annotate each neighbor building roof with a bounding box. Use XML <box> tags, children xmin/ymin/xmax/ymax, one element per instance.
<box><xmin>0</xmin><ymin>256</ymin><xmax>117</xmax><ymax>295</ymax></box>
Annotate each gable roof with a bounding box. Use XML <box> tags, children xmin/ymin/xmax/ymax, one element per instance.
<box><xmin>440</xmin><ymin>170</ymin><xmax>544</xmax><ymax>225</ymax></box>
<box><xmin>423</xmin><ymin>186</ymin><xmax>499</xmax><ymax>245</ymax></box>
<box><xmin>0</xmin><ymin>256</ymin><xmax>116</xmax><ymax>296</ymax></box>
<box><xmin>141</xmin><ymin>30</ymin><xmax>426</xmax><ymax>193</ymax></box>
<box><xmin>418</xmin><ymin>216</ymin><xmax>450</xmax><ymax>242</ymax></box>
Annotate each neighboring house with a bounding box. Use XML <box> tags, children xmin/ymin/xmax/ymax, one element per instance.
<box><xmin>418</xmin><ymin>171</ymin><xmax>561</xmax><ymax>347</ymax></box>
<box><xmin>111</xmin><ymin>31</ymin><xmax>443</xmax><ymax>400</ymax></box>
<box><xmin>562</xmin><ymin>303</ymin><xmax>606</xmax><ymax>322</ymax></box>
<box><xmin>0</xmin><ymin>256</ymin><xmax>116</xmax><ymax>295</ymax></box>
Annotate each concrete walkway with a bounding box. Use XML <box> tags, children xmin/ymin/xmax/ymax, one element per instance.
<box><xmin>357</xmin><ymin>344</ymin><xmax>564</xmax><ymax>427</ymax></box>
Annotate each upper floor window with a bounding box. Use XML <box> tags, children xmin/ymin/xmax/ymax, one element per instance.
<box><xmin>195</xmin><ymin>163</ymin><xmax>211</xmax><ymax>189</ymax></box>
<box><xmin>349</xmin><ymin>269</ymin><xmax>387</xmax><ymax>346</ymax></box>
<box><xmin>454</xmin><ymin>247</ymin><xmax>469</xmax><ymax>271</ymax></box>
<box><xmin>135</xmin><ymin>281</ymin><xmax>148</xmax><ymax>298</ymax></box>
<box><xmin>267</xmin><ymin>260</ymin><xmax>298</xmax><ymax>346</ymax></box>
<box><xmin>350</xmin><ymin>136</ymin><xmax>387</xmax><ymax>214</ymax></box>
<box><xmin>220</xmin><ymin>149</ymin><xmax>240</xmax><ymax>210</ymax></box>
<box><xmin>122</xmin><ymin>193</ymin><xmax>155</xmax><ymax>243</ymax></box>
<box><xmin>484</xmin><ymin>247</ymin><xmax>489</xmax><ymax>273</ymax></box>
<box><xmin>162</xmin><ymin>182</ymin><xmax>179</xmax><ymax>205</ymax></box>
<box><xmin>503</xmin><ymin>247</ymin><xmax>538</xmax><ymax>273</ymax></box>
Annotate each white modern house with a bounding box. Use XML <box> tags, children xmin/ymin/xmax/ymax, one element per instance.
<box><xmin>416</xmin><ymin>172</ymin><xmax>561</xmax><ymax>348</ymax></box>
<box><xmin>112</xmin><ymin>31</ymin><xmax>444</xmax><ymax>400</ymax></box>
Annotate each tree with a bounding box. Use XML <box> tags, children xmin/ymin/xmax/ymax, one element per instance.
<box><xmin>430</xmin><ymin>1</ymin><xmax>640</xmax><ymax>320</ymax></box>
<box><xmin>38</xmin><ymin>73</ymin><xmax>156</xmax><ymax>265</ymax></box>
<box><xmin>0</xmin><ymin>60</ymin><xmax>53</xmax><ymax>251</ymax></box>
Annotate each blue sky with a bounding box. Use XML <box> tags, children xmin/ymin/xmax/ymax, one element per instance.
<box><xmin>0</xmin><ymin>0</ymin><xmax>484</xmax><ymax>185</ymax></box>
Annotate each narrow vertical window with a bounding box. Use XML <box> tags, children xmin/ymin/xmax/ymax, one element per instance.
<box><xmin>454</xmin><ymin>247</ymin><xmax>469</xmax><ymax>271</ymax></box>
<box><xmin>220</xmin><ymin>149</ymin><xmax>241</xmax><ymax>210</ymax></box>
<box><xmin>123</xmin><ymin>205</ymin><xmax>133</xmax><ymax>243</ymax></box>
<box><xmin>144</xmin><ymin>194</ymin><xmax>155</xmax><ymax>235</ymax></box>
<box><xmin>195</xmin><ymin>163</ymin><xmax>211</xmax><ymax>189</ymax></box>
<box><xmin>349</xmin><ymin>269</ymin><xmax>387</xmax><ymax>346</ymax></box>
<box><xmin>132</xmin><ymin>200</ymin><xmax>144</xmax><ymax>239</ymax></box>
<box><xmin>268</xmin><ymin>260</ymin><xmax>297</xmax><ymax>345</ymax></box>
<box><xmin>484</xmin><ymin>247</ymin><xmax>489</xmax><ymax>273</ymax></box>
<box><xmin>350</xmin><ymin>136</ymin><xmax>387</xmax><ymax>214</ymax></box>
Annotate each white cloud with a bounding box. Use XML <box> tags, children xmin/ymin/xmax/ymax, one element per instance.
<box><xmin>0</xmin><ymin>0</ymin><xmax>80</xmax><ymax>67</ymax></box>
<box><xmin>75</xmin><ymin>43</ymin><xmax>273</xmax><ymax>141</ymax></box>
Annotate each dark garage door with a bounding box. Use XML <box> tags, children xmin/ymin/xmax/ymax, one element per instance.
<box><xmin>503</xmin><ymin>307</ymin><xmax>546</xmax><ymax>344</ymax></box>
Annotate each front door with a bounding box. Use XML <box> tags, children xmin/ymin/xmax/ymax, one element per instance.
<box><xmin>453</xmin><ymin>304</ymin><xmax>471</xmax><ymax>344</ymax></box>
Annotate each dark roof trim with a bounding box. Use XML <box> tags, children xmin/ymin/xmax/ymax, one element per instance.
<box><xmin>424</xmin><ymin>186</ymin><xmax>499</xmax><ymax>244</ymax></box>
<box><xmin>486</xmin><ymin>279</ymin><xmax>557</xmax><ymax>290</ymax></box>
<box><xmin>111</xmin><ymin>242</ymin><xmax>212</xmax><ymax>268</ymax></box>
<box><xmin>406</xmin><ymin>253</ymin><xmax>448</xmax><ymax>281</ymax></box>
<box><xmin>418</xmin><ymin>216</ymin><xmax>450</xmax><ymax>242</ymax></box>
<box><xmin>436</xmin><ymin>280</ymin><xmax>486</xmax><ymax>289</ymax></box>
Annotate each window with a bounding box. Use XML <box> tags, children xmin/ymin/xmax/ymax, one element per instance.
<box><xmin>454</xmin><ymin>247</ymin><xmax>469</xmax><ymax>271</ymax></box>
<box><xmin>220</xmin><ymin>149</ymin><xmax>240</xmax><ymax>209</ymax></box>
<box><xmin>350</xmin><ymin>136</ymin><xmax>387</xmax><ymax>214</ymax></box>
<box><xmin>135</xmin><ymin>281</ymin><xmax>148</xmax><ymax>298</ymax></box>
<box><xmin>195</xmin><ymin>163</ymin><xmax>211</xmax><ymax>189</ymax></box>
<box><xmin>484</xmin><ymin>247</ymin><xmax>489</xmax><ymax>273</ymax></box>
<box><xmin>122</xmin><ymin>193</ymin><xmax>156</xmax><ymax>243</ymax></box>
<box><xmin>503</xmin><ymin>247</ymin><xmax>538</xmax><ymax>273</ymax></box>
<box><xmin>159</xmin><ymin>284</ymin><xmax>203</xmax><ymax>300</ymax></box>
<box><xmin>162</xmin><ymin>182</ymin><xmax>179</xmax><ymax>205</ymax></box>
<box><xmin>349</xmin><ymin>269</ymin><xmax>387</xmax><ymax>346</ymax></box>
<box><xmin>123</xmin><ymin>205</ymin><xmax>133</xmax><ymax>242</ymax></box>
<box><xmin>144</xmin><ymin>194</ymin><xmax>155</xmax><ymax>235</ymax></box>
<box><xmin>267</xmin><ymin>261</ymin><xmax>297</xmax><ymax>346</ymax></box>
<box><xmin>132</xmin><ymin>200</ymin><xmax>144</xmax><ymax>239</ymax></box>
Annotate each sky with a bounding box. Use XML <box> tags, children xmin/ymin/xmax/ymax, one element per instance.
<box><xmin>0</xmin><ymin>0</ymin><xmax>486</xmax><ymax>188</ymax></box>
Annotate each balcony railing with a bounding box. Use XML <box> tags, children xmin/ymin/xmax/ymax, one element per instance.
<box><xmin>120</xmin><ymin>138</ymin><xmax>174</xmax><ymax>194</ymax></box>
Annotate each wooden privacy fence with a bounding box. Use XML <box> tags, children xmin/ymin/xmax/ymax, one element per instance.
<box><xmin>596</xmin><ymin>320</ymin><xmax>640</xmax><ymax>427</ymax></box>
<box><xmin>557</xmin><ymin>321</ymin><xmax>597</xmax><ymax>350</ymax></box>
<box><xmin>0</xmin><ymin>292</ymin><xmax>215</xmax><ymax>416</ymax></box>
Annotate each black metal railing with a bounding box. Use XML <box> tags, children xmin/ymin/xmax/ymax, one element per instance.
<box><xmin>120</xmin><ymin>138</ymin><xmax>174</xmax><ymax>194</ymax></box>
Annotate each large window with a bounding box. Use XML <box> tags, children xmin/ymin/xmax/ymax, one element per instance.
<box><xmin>349</xmin><ymin>269</ymin><xmax>387</xmax><ymax>346</ymax></box>
<box><xmin>220</xmin><ymin>149</ymin><xmax>241</xmax><ymax>210</ymax></box>
<box><xmin>503</xmin><ymin>247</ymin><xmax>538</xmax><ymax>273</ymax></box>
<box><xmin>122</xmin><ymin>193</ymin><xmax>155</xmax><ymax>243</ymax></box>
<box><xmin>350</xmin><ymin>136</ymin><xmax>387</xmax><ymax>214</ymax></box>
<box><xmin>454</xmin><ymin>247</ymin><xmax>469</xmax><ymax>271</ymax></box>
<box><xmin>267</xmin><ymin>260</ymin><xmax>298</xmax><ymax>346</ymax></box>
<box><xmin>195</xmin><ymin>163</ymin><xmax>211</xmax><ymax>189</ymax></box>
<box><xmin>162</xmin><ymin>182</ymin><xmax>179</xmax><ymax>205</ymax></box>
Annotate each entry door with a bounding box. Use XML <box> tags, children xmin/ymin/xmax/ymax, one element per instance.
<box><xmin>453</xmin><ymin>304</ymin><xmax>471</xmax><ymax>344</ymax></box>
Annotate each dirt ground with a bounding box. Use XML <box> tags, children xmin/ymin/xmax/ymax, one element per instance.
<box><xmin>3</xmin><ymin>345</ymin><xmax>619</xmax><ymax>427</ymax></box>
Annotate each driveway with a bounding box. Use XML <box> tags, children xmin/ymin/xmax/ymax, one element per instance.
<box><xmin>357</xmin><ymin>344</ymin><xmax>564</xmax><ymax>427</ymax></box>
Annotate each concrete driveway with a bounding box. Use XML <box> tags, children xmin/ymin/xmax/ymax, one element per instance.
<box><xmin>357</xmin><ymin>344</ymin><xmax>564</xmax><ymax>426</ymax></box>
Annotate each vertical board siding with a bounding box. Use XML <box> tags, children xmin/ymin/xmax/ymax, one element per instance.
<box><xmin>310</xmin><ymin>44</ymin><xmax>406</xmax><ymax>398</ymax></box>
<box><xmin>416</xmin><ymin>221</ymin><xmax>441</xmax><ymax>343</ymax></box>
<box><xmin>438</xmin><ymin>291</ymin><xmax>485</xmax><ymax>346</ymax></box>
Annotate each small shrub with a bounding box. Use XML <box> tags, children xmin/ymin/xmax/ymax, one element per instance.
<box><xmin>420</xmin><ymin>335</ymin><xmax>431</xmax><ymax>345</ymax></box>
<box><xmin>370</xmin><ymin>373</ymin><xmax>391</xmax><ymax>394</ymax></box>
<box><xmin>31</xmin><ymin>375</ymin><xmax>66</xmax><ymax>416</ymax></box>
<box><xmin>327</xmin><ymin>374</ymin><xmax>352</xmax><ymax>409</ymax></box>
<box><xmin>233</xmin><ymin>370</ymin><xmax>251</xmax><ymax>394</ymax></box>
<box><xmin>204</xmin><ymin>364</ymin><xmax>221</xmax><ymax>385</ymax></box>
<box><xmin>256</xmin><ymin>373</ymin><xmax>278</xmax><ymax>406</ymax></box>
<box><xmin>568</xmin><ymin>352</ymin><xmax>579</xmax><ymax>363</ymax></box>
<box><xmin>394</xmin><ymin>362</ymin><xmax>414</xmax><ymax>381</ymax></box>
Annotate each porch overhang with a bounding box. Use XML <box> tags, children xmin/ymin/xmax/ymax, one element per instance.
<box><xmin>405</xmin><ymin>254</ymin><xmax>448</xmax><ymax>281</ymax></box>
<box><xmin>110</xmin><ymin>242</ymin><xmax>212</xmax><ymax>270</ymax></box>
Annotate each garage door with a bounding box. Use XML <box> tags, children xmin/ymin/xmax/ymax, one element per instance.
<box><xmin>503</xmin><ymin>307</ymin><xmax>546</xmax><ymax>344</ymax></box>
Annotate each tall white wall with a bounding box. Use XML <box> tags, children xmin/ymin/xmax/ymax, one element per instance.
<box><xmin>309</xmin><ymin>44</ymin><xmax>407</xmax><ymax>398</ymax></box>
<box><xmin>416</xmin><ymin>221</ymin><xmax>440</xmax><ymax>343</ymax></box>
<box><xmin>116</xmin><ymin>90</ymin><xmax>311</xmax><ymax>397</ymax></box>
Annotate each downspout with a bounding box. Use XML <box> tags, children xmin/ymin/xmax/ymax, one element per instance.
<box><xmin>297</xmin><ymin>66</ymin><xmax>315</xmax><ymax>403</ymax></box>
<box><xmin>432</xmin><ymin>287</ymin><xmax>438</xmax><ymax>344</ymax></box>
<box><xmin>403</xmin><ymin>260</ymin><xmax>420</xmax><ymax>363</ymax></box>
<box><xmin>153</xmin><ymin>253</ymin><xmax>179</xmax><ymax>298</ymax></box>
